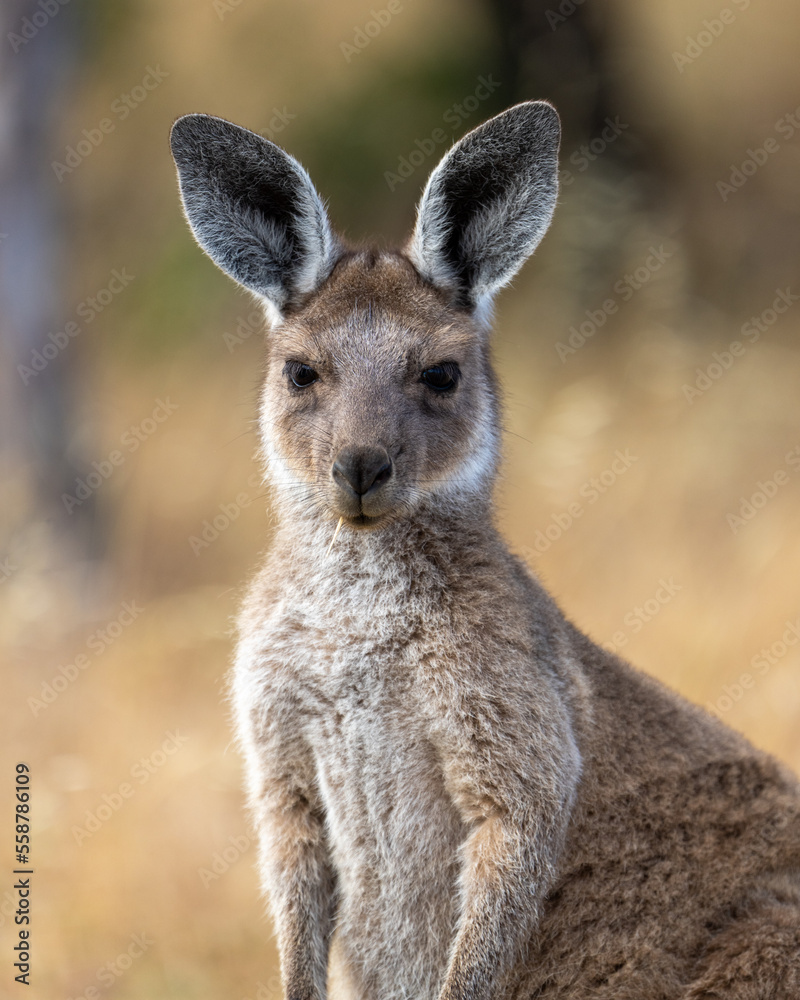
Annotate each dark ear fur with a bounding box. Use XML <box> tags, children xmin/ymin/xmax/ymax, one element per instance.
<box><xmin>408</xmin><ymin>101</ymin><xmax>560</xmax><ymax>315</ymax></box>
<box><xmin>170</xmin><ymin>113</ymin><xmax>338</xmax><ymax>322</ymax></box>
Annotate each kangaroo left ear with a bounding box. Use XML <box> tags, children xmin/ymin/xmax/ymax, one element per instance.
<box><xmin>407</xmin><ymin>101</ymin><xmax>560</xmax><ymax>317</ymax></box>
<box><xmin>170</xmin><ymin>113</ymin><xmax>339</xmax><ymax>325</ymax></box>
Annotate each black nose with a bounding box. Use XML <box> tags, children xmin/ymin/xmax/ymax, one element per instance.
<box><xmin>332</xmin><ymin>446</ymin><xmax>393</xmax><ymax>497</ymax></box>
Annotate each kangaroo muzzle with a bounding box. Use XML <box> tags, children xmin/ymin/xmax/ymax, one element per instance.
<box><xmin>331</xmin><ymin>445</ymin><xmax>394</xmax><ymax>521</ymax></box>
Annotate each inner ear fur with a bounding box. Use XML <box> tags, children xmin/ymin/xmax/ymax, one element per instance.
<box><xmin>408</xmin><ymin>101</ymin><xmax>561</xmax><ymax>314</ymax></box>
<box><xmin>170</xmin><ymin>113</ymin><xmax>339</xmax><ymax>320</ymax></box>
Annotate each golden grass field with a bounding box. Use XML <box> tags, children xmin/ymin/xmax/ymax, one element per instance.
<box><xmin>2</xmin><ymin>1</ymin><xmax>799</xmax><ymax>997</ymax></box>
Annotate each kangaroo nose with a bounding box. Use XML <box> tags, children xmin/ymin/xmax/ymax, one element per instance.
<box><xmin>332</xmin><ymin>446</ymin><xmax>393</xmax><ymax>497</ymax></box>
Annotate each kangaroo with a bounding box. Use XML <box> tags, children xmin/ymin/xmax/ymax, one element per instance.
<box><xmin>170</xmin><ymin>102</ymin><xmax>800</xmax><ymax>999</ymax></box>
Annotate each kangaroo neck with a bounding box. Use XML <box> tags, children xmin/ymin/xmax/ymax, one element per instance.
<box><xmin>270</xmin><ymin>495</ymin><xmax>500</xmax><ymax>585</ymax></box>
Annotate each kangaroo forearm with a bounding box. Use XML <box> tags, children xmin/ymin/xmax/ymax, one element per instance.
<box><xmin>259</xmin><ymin>809</ymin><xmax>336</xmax><ymax>1000</ymax></box>
<box><xmin>273</xmin><ymin>876</ymin><xmax>335</xmax><ymax>1000</ymax></box>
<box><xmin>438</xmin><ymin>819</ymin><xmax>560</xmax><ymax>1000</ymax></box>
<box><xmin>439</xmin><ymin>900</ymin><xmax>518</xmax><ymax>1000</ymax></box>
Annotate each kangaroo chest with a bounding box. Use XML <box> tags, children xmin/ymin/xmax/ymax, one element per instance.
<box><xmin>302</xmin><ymin>625</ymin><xmax>465</xmax><ymax>887</ymax></box>
<box><xmin>310</xmin><ymin>671</ymin><xmax>464</xmax><ymax>898</ymax></box>
<box><xmin>256</xmin><ymin>591</ymin><xmax>467</xmax><ymax>964</ymax></box>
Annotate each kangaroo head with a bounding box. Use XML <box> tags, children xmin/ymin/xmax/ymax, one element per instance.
<box><xmin>170</xmin><ymin>103</ymin><xmax>560</xmax><ymax>530</ymax></box>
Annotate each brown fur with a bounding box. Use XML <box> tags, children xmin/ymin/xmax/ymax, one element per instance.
<box><xmin>231</xmin><ymin>251</ymin><xmax>800</xmax><ymax>1000</ymax></box>
<box><xmin>170</xmin><ymin>106</ymin><xmax>800</xmax><ymax>1000</ymax></box>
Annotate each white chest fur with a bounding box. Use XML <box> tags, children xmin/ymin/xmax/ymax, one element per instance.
<box><xmin>235</xmin><ymin>569</ymin><xmax>469</xmax><ymax>999</ymax></box>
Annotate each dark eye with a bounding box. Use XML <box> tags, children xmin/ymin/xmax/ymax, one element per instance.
<box><xmin>421</xmin><ymin>364</ymin><xmax>459</xmax><ymax>392</ymax></box>
<box><xmin>286</xmin><ymin>362</ymin><xmax>319</xmax><ymax>388</ymax></box>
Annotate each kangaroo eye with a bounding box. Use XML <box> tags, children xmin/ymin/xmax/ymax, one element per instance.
<box><xmin>421</xmin><ymin>364</ymin><xmax>459</xmax><ymax>391</ymax></box>
<box><xmin>286</xmin><ymin>363</ymin><xmax>319</xmax><ymax>388</ymax></box>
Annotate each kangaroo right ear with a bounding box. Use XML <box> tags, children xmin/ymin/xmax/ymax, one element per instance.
<box><xmin>408</xmin><ymin>101</ymin><xmax>560</xmax><ymax>318</ymax></box>
<box><xmin>170</xmin><ymin>113</ymin><xmax>339</xmax><ymax>323</ymax></box>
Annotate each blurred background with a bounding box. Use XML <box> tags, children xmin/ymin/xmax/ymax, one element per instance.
<box><xmin>1</xmin><ymin>0</ymin><xmax>799</xmax><ymax>996</ymax></box>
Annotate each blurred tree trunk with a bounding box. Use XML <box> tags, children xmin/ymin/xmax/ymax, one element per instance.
<box><xmin>488</xmin><ymin>0</ymin><xmax>619</xmax><ymax>142</ymax></box>
<box><xmin>0</xmin><ymin>1</ymin><xmax>100</xmax><ymax>587</ymax></box>
<box><xmin>484</xmin><ymin>0</ymin><xmax>800</xmax><ymax>314</ymax></box>
<box><xmin>484</xmin><ymin>0</ymin><xmax>667</xmax><ymax>314</ymax></box>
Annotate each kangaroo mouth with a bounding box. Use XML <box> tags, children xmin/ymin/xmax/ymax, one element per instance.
<box><xmin>344</xmin><ymin>511</ymin><xmax>386</xmax><ymax>529</ymax></box>
<box><xmin>331</xmin><ymin>490</ymin><xmax>397</xmax><ymax>528</ymax></box>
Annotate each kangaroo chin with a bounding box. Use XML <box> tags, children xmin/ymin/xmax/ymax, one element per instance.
<box><xmin>171</xmin><ymin>102</ymin><xmax>800</xmax><ymax>1000</ymax></box>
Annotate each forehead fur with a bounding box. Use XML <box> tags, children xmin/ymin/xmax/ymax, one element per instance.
<box><xmin>272</xmin><ymin>250</ymin><xmax>478</xmax><ymax>367</ymax></box>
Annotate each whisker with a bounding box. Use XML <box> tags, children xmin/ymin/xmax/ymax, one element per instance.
<box><xmin>326</xmin><ymin>516</ymin><xmax>345</xmax><ymax>557</ymax></box>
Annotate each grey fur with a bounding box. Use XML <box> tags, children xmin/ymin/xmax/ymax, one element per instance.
<box><xmin>170</xmin><ymin>103</ymin><xmax>800</xmax><ymax>1000</ymax></box>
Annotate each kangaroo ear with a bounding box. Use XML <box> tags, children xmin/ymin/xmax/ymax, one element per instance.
<box><xmin>408</xmin><ymin>101</ymin><xmax>560</xmax><ymax>316</ymax></box>
<box><xmin>170</xmin><ymin>113</ymin><xmax>339</xmax><ymax>323</ymax></box>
